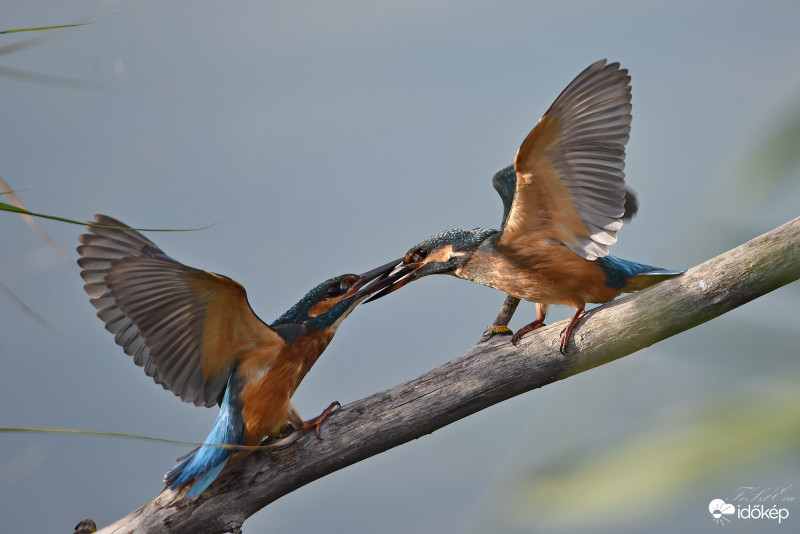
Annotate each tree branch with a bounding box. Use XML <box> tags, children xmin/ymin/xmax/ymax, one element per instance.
<box><xmin>95</xmin><ymin>217</ymin><xmax>800</xmax><ymax>534</ymax></box>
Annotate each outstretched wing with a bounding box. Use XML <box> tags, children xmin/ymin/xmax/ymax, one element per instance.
<box><xmin>499</xmin><ymin>60</ymin><xmax>632</xmax><ymax>260</ymax></box>
<box><xmin>492</xmin><ymin>164</ymin><xmax>638</xmax><ymax>230</ymax></box>
<box><xmin>77</xmin><ymin>214</ymin><xmax>284</xmax><ymax>407</ymax></box>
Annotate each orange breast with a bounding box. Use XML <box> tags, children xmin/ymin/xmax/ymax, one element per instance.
<box><xmin>460</xmin><ymin>237</ymin><xmax>621</xmax><ymax>307</ymax></box>
<box><xmin>238</xmin><ymin>330</ymin><xmax>335</xmax><ymax>444</ymax></box>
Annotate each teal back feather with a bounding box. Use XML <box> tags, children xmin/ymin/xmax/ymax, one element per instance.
<box><xmin>596</xmin><ymin>255</ymin><xmax>683</xmax><ymax>291</ymax></box>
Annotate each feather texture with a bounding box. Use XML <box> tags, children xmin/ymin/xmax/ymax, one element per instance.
<box><xmin>501</xmin><ymin>59</ymin><xmax>632</xmax><ymax>260</ymax></box>
<box><xmin>164</xmin><ymin>373</ymin><xmax>246</xmax><ymax>497</ymax></box>
<box><xmin>77</xmin><ymin>214</ymin><xmax>283</xmax><ymax>407</ymax></box>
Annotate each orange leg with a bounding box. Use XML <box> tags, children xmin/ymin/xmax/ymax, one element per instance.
<box><xmin>559</xmin><ymin>304</ymin><xmax>585</xmax><ymax>354</ymax></box>
<box><xmin>300</xmin><ymin>401</ymin><xmax>340</xmax><ymax>438</ymax></box>
<box><xmin>511</xmin><ymin>303</ymin><xmax>549</xmax><ymax>346</ymax></box>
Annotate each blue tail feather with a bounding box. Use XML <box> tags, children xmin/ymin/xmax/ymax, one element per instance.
<box><xmin>165</xmin><ymin>373</ymin><xmax>245</xmax><ymax>497</ymax></box>
<box><xmin>596</xmin><ymin>255</ymin><xmax>683</xmax><ymax>291</ymax></box>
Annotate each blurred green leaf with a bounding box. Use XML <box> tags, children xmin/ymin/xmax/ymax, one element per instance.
<box><xmin>0</xmin><ymin>22</ymin><xmax>92</xmax><ymax>35</ymax></box>
<box><xmin>0</xmin><ymin>65</ymin><xmax>113</xmax><ymax>90</ymax></box>
<box><xmin>1</xmin><ymin>177</ymin><xmax>74</xmax><ymax>267</ymax></box>
<box><xmin>504</xmin><ymin>380</ymin><xmax>800</xmax><ymax>529</ymax></box>
<box><xmin>736</xmin><ymin>95</ymin><xmax>800</xmax><ymax>199</ymax></box>
<box><xmin>0</xmin><ymin>18</ymin><xmax>112</xmax><ymax>89</ymax></box>
<box><xmin>0</xmin><ymin>279</ymin><xmax>58</xmax><ymax>336</ymax></box>
<box><xmin>0</xmin><ymin>426</ymin><xmax>202</xmax><ymax>448</ymax></box>
<box><xmin>1</xmin><ymin>201</ymin><xmax>218</xmax><ymax>232</ymax></box>
<box><xmin>0</xmin><ymin>426</ymin><xmax>293</xmax><ymax>451</ymax></box>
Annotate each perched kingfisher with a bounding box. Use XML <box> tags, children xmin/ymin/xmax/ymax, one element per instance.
<box><xmin>479</xmin><ymin>163</ymin><xmax>639</xmax><ymax>341</ymax></box>
<box><xmin>366</xmin><ymin>60</ymin><xmax>683</xmax><ymax>353</ymax></box>
<box><xmin>77</xmin><ymin>215</ymin><xmax>398</xmax><ymax>497</ymax></box>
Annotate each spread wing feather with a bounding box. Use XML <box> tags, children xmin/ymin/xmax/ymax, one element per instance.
<box><xmin>500</xmin><ymin>59</ymin><xmax>632</xmax><ymax>260</ymax></box>
<box><xmin>78</xmin><ymin>214</ymin><xmax>282</xmax><ymax>407</ymax></box>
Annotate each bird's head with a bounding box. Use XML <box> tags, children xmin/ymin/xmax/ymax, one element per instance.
<box><xmin>363</xmin><ymin>227</ymin><xmax>497</xmax><ymax>302</ymax></box>
<box><xmin>271</xmin><ymin>258</ymin><xmax>401</xmax><ymax>334</ymax></box>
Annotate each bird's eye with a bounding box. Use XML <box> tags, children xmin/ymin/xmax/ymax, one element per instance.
<box><xmin>413</xmin><ymin>248</ymin><xmax>429</xmax><ymax>262</ymax></box>
<box><xmin>326</xmin><ymin>284</ymin><xmax>342</xmax><ymax>297</ymax></box>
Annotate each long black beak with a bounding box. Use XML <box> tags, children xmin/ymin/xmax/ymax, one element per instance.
<box><xmin>349</xmin><ymin>258</ymin><xmax>416</xmax><ymax>299</ymax></box>
<box><xmin>344</xmin><ymin>257</ymin><xmax>406</xmax><ymax>300</ymax></box>
<box><xmin>360</xmin><ymin>260</ymin><xmax>420</xmax><ymax>303</ymax></box>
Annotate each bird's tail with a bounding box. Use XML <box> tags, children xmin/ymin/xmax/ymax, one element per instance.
<box><xmin>624</xmin><ymin>267</ymin><xmax>684</xmax><ymax>291</ymax></box>
<box><xmin>165</xmin><ymin>375</ymin><xmax>245</xmax><ymax>498</ymax></box>
<box><xmin>596</xmin><ymin>255</ymin><xmax>684</xmax><ymax>292</ymax></box>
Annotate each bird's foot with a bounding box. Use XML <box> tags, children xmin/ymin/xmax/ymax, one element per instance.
<box><xmin>73</xmin><ymin>519</ymin><xmax>97</xmax><ymax>534</ymax></box>
<box><xmin>558</xmin><ymin>305</ymin><xmax>586</xmax><ymax>354</ymax></box>
<box><xmin>511</xmin><ymin>320</ymin><xmax>546</xmax><ymax>346</ymax></box>
<box><xmin>480</xmin><ymin>324</ymin><xmax>512</xmax><ymax>342</ymax></box>
<box><xmin>271</xmin><ymin>424</ymin><xmax>295</xmax><ymax>440</ymax></box>
<box><xmin>558</xmin><ymin>328</ymin><xmax>569</xmax><ymax>354</ymax></box>
<box><xmin>300</xmin><ymin>401</ymin><xmax>341</xmax><ymax>439</ymax></box>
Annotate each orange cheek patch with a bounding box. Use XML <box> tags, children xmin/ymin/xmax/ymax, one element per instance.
<box><xmin>307</xmin><ymin>296</ymin><xmax>340</xmax><ymax>317</ymax></box>
<box><xmin>307</xmin><ymin>275</ymin><xmax>360</xmax><ymax>317</ymax></box>
<box><xmin>405</xmin><ymin>245</ymin><xmax>455</xmax><ymax>267</ymax></box>
<box><xmin>427</xmin><ymin>245</ymin><xmax>455</xmax><ymax>263</ymax></box>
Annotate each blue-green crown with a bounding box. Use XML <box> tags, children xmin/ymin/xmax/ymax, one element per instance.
<box><xmin>271</xmin><ymin>274</ymin><xmax>358</xmax><ymax>332</ymax></box>
<box><xmin>410</xmin><ymin>227</ymin><xmax>497</xmax><ymax>256</ymax></box>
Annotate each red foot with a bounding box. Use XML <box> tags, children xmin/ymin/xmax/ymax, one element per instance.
<box><xmin>300</xmin><ymin>401</ymin><xmax>340</xmax><ymax>439</ymax></box>
<box><xmin>559</xmin><ymin>305</ymin><xmax>586</xmax><ymax>354</ymax></box>
<box><xmin>511</xmin><ymin>320</ymin><xmax>546</xmax><ymax>346</ymax></box>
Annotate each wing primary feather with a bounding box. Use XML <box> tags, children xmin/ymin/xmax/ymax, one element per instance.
<box><xmin>503</xmin><ymin>60</ymin><xmax>632</xmax><ymax>259</ymax></box>
<box><xmin>77</xmin><ymin>214</ymin><xmax>281</xmax><ymax>406</ymax></box>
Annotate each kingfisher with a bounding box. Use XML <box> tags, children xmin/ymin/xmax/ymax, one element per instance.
<box><xmin>478</xmin><ymin>162</ymin><xmax>639</xmax><ymax>341</ymax></box>
<box><xmin>365</xmin><ymin>60</ymin><xmax>683</xmax><ymax>353</ymax></box>
<box><xmin>77</xmin><ymin>214</ymin><xmax>399</xmax><ymax>497</ymax></box>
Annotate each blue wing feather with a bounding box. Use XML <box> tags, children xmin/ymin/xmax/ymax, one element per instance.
<box><xmin>596</xmin><ymin>255</ymin><xmax>683</xmax><ymax>291</ymax></box>
<box><xmin>165</xmin><ymin>373</ymin><xmax>245</xmax><ymax>497</ymax></box>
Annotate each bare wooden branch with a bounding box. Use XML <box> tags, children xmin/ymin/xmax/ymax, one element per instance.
<box><xmin>95</xmin><ymin>217</ymin><xmax>800</xmax><ymax>534</ymax></box>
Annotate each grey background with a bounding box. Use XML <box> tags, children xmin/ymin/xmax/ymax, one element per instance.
<box><xmin>2</xmin><ymin>1</ymin><xmax>799</xmax><ymax>533</ymax></box>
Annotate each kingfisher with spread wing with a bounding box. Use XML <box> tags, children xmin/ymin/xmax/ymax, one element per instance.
<box><xmin>366</xmin><ymin>60</ymin><xmax>682</xmax><ymax>352</ymax></box>
<box><xmin>78</xmin><ymin>215</ymin><xmax>398</xmax><ymax>497</ymax></box>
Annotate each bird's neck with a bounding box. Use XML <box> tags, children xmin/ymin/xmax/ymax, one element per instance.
<box><xmin>455</xmin><ymin>233</ymin><xmax>502</xmax><ymax>287</ymax></box>
<box><xmin>287</xmin><ymin>328</ymin><xmax>336</xmax><ymax>384</ymax></box>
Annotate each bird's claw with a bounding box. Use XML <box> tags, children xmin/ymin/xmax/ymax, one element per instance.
<box><xmin>73</xmin><ymin>519</ymin><xmax>97</xmax><ymax>534</ymax></box>
<box><xmin>273</xmin><ymin>424</ymin><xmax>295</xmax><ymax>440</ymax></box>
<box><xmin>481</xmin><ymin>324</ymin><xmax>512</xmax><ymax>342</ymax></box>
<box><xmin>300</xmin><ymin>401</ymin><xmax>341</xmax><ymax>439</ymax></box>
<box><xmin>510</xmin><ymin>320</ymin><xmax>546</xmax><ymax>346</ymax></box>
<box><xmin>511</xmin><ymin>331</ymin><xmax>522</xmax><ymax>346</ymax></box>
<box><xmin>559</xmin><ymin>335</ymin><xmax>568</xmax><ymax>355</ymax></box>
<box><xmin>558</xmin><ymin>305</ymin><xmax>585</xmax><ymax>355</ymax></box>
